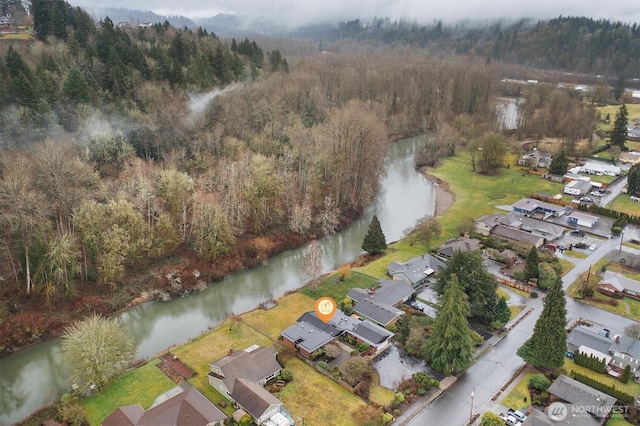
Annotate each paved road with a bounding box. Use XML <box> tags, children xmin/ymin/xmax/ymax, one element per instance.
<box><xmin>406</xmin><ymin>233</ymin><xmax>639</xmax><ymax>426</ymax></box>
<box><xmin>599</xmin><ymin>175</ymin><xmax>628</xmax><ymax>208</ymax></box>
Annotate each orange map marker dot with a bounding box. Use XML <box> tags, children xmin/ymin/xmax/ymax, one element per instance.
<box><xmin>315</xmin><ymin>297</ymin><xmax>337</xmax><ymax>323</ymax></box>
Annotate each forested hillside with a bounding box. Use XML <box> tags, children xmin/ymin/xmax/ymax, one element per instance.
<box><xmin>320</xmin><ymin>16</ymin><xmax>640</xmax><ymax>78</ymax></box>
<box><xmin>0</xmin><ymin>2</ymin><xmax>497</xmax><ymax>354</ymax></box>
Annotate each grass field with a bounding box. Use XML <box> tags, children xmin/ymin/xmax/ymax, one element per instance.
<box><xmin>563</xmin><ymin>250</ymin><xmax>589</xmax><ymax>260</ymax></box>
<box><xmin>428</xmin><ymin>155</ymin><xmax>565</xmax><ymax>241</ymax></box>
<box><xmin>607</xmin><ymin>412</ymin><xmax>634</xmax><ymax>426</ymax></box>
<box><xmin>300</xmin><ymin>270</ymin><xmax>378</xmax><ymax>302</ymax></box>
<box><xmin>277</xmin><ymin>357</ymin><xmax>366</xmax><ymax>426</ymax></box>
<box><xmin>564</xmin><ymin>358</ymin><xmax>640</xmax><ymax>396</ymax></box>
<box><xmin>81</xmin><ymin>361</ymin><xmax>176</xmax><ymax>425</ymax></box>
<box><xmin>359</xmin><ymin>239</ymin><xmax>429</xmax><ymax>277</ymax></box>
<box><xmin>242</xmin><ymin>292</ymin><xmax>315</xmax><ymax>340</ymax></box>
<box><xmin>501</xmin><ymin>372</ymin><xmax>534</xmax><ymax>411</ymax></box>
<box><xmin>610</xmin><ymin>194</ymin><xmax>640</xmax><ymax>217</ymax></box>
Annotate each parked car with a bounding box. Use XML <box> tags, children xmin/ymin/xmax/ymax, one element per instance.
<box><xmin>570</xmin><ymin>230</ymin><xmax>586</xmax><ymax>237</ymax></box>
<box><xmin>590</xmin><ymin>191</ymin><xmax>603</xmax><ymax>197</ymax></box>
<box><xmin>588</xmin><ymin>245</ymin><xmax>596</xmax><ymax>251</ymax></box>
<box><xmin>508</xmin><ymin>408</ymin><xmax>527</xmax><ymax>423</ymax></box>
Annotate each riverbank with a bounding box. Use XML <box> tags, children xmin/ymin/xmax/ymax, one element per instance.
<box><xmin>422</xmin><ymin>170</ymin><xmax>456</xmax><ymax>217</ymax></box>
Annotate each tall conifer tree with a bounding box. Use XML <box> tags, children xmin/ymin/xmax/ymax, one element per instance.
<box><xmin>362</xmin><ymin>214</ymin><xmax>387</xmax><ymax>254</ymax></box>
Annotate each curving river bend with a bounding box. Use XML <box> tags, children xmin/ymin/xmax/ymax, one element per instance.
<box><xmin>0</xmin><ymin>134</ymin><xmax>436</xmax><ymax>425</ymax></box>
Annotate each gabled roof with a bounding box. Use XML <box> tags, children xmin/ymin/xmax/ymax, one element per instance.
<box><xmin>567</xmin><ymin>211</ymin><xmax>599</xmax><ymax>223</ymax></box>
<box><xmin>547</xmin><ymin>375</ymin><xmax>616</xmax><ymax>419</ymax></box>
<box><xmin>349</xmin><ymin>296</ymin><xmax>403</xmax><ymax>326</ymax></box>
<box><xmin>387</xmin><ymin>255</ymin><xmax>445</xmax><ymax>285</ymax></box>
<box><xmin>374</xmin><ymin>279</ymin><xmax>415</xmax><ymax>306</ymax></box>
<box><xmin>512</xmin><ymin>197</ymin><xmax>565</xmax><ymax>214</ymax></box>
<box><xmin>491</xmin><ymin>225</ymin><xmax>543</xmax><ymax>246</ymax></box>
<box><xmin>280</xmin><ymin>318</ymin><xmax>335</xmax><ymax>353</ymax></box>
<box><xmin>102</xmin><ymin>386</ymin><xmax>226</xmax><ymax>426</ymax></box>
<box><xmin>602</xmin><ymin>271</ymin><xmax>640</xmax><ymax>294</ymax></box>
<box><xmin>210</xmin><ymin>346</ymin><xmax>281</xmax><ymax>394</ymax></box>
<box><xmin>566</xmin><ymin>326</ymin><xmax>612</xmax><ymax>355</ymax></box>
<box><xmin>232</xmin><ymin>378</ymin><xmax>282</xmax><ymax>420</ymax></box>
<box><xmin>610</xmin><ymin>336</ymin><xmax>640</xmax><ymax>360</ymax></box>
<box><xmin>437</xmin><ymin>237</ymin><xmax>481</xmax><ymax>258</ymax></box>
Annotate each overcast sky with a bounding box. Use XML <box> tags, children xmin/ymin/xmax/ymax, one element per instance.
<box><xmin>69</xmin><ymin>0</ymin><xmax>640</xmax><ymax>28</ymax></box>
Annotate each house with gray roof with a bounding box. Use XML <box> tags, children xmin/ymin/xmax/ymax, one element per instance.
<box><xmin>512</xmin><ymin>198</ymin><xmax>566</xmax><ymax>218</ymax></box>
<box><xmin>387</xmin><ymin>254</ymin><xmax>445</xmax><ymax>287</ymax></box>
<box><xmin>566</xmin><ymin>326</ymin><xmax>613</xmax><ymax>357</ymax></box>
<box><xmin>474</xmin><ymin>214</ymin><xmax>503</xmax><ymax>236</ymax></box>
<box><xmin>102</xmin><ymin>384</ymin><xmax>226</xmax><ymax>426</ymax></box>
<box><xmin>517</xmin><ymin>149</ymin><xmax>552</xmax><ymax>168</ymax></box>
<box><xmin>346</xmin><ymin>279</ymin><xmax>414</xmax><ymax>326</ymax></box>
<box><xmin>547</xmin><ymin>375</ymin><xmax>616</xmax><ymax>422</ymax></box>
<box><xmin>600</xmin><ymin>271</ymin><xmax>640</xmax><ymax>300</ymax></box>
<box><xmin>280</xmin><ymin>311</ymin><xmax>394</xmax><ymax>358</ymax></box>
<box><xmin>208</xmin><ymin>345</ymin><xmax>285</xmax><ymax>425</ymax></box>
<box><xmin>437</xmin><ymin>236</ymin><xmax>481</xmax><ymax>258</ymax></box>
<box><xmin>498</xmin><ymin>212</ymin><xmax>566</xmax><ymax>240</ymax></box>
<box><xmin>609</xmin><ymin>335</ymin><xmax>640</xmax><ymax>375</ymax></box>
<box><xmin>491</xmin><ymin>224</ymin><xmax>544</xmax><ymax>248</ymax></box>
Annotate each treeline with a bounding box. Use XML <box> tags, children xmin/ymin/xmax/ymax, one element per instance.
<box><xmin>0</xmin><ymin>0</ymin><xmax>287</xmax><ymax>147</ymax></box>
<box><xmin>0</xmin><ymin>2</ymin><xmax>496</xmax><ymax>351</ymax></box>
<box><xmin>321</xmin><ymin>16</ymin><xmax>640</xmax><ymax>78</ymax></box>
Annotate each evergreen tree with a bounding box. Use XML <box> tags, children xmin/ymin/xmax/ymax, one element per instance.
<box><xmin>621</xmin><ymin>365</ymin><xmax>631</xmax><ymax>384</ymax></box>
<box><xmin>495</xmin><ymin>296</ymin><xmax>511</xmax><ymax>324</ymax></box>
<box><xmin>614</xmin><ymin>75</ymin><xmax>626</xmax><ymax>101</ymax></box>
<box><xmin>422</xmin><ymin>275</ymin><xmax>475</xmax><ymax>375</ymax></box>
<box><xmin>517</xmin><ymin>278</ymin><xmax>567</xmax><ymax>369</ymax></box>
<box><xmin>610</xmin><ymin>104</ymin><xmax>628</xmax><ymax>150</ymax></box>
<box><xmin>362</xmin><ymin>214</ymin><xmax>387</xmax><ymax>254</ymax></box>
<box><xmin>523</xmin><ymin>246</ymin><xmax>539</xmax><ymax>280</ymax></box>
<box><xmin>628</xmin><ymin>164</ymin><xmax>640</xmax><ymax>196</ymax></box>
<box><xmin>434</xmin><ymin>250</ymin><xmax>498</xmax><ymax>323</ymax></box>
<box><xmin>548</xmin><ymin>150</ymin><xmax>569</xmax><ymax>175</ymax></box>
<box><xmin>63</xmin><ymin>67</ymin><xmax>91</xmax><ymax>103</ymax></box>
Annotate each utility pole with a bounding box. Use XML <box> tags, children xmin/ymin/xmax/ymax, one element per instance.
<box><xmin>619</xmin><ymin>229</ymin><xmax>624</xmax><ymax>254</ymax></box>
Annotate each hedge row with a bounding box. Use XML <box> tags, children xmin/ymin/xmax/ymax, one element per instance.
<box><xmin>570</xmin><ymin>372</ymin><xmax>635</xmax><ymax>404</ymax></box>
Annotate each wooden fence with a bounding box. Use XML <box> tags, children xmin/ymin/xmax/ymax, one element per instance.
<box><xmin>496</xmin><ymin>276</ymin><xmax>534</xmax><ymax>293</ymax></box>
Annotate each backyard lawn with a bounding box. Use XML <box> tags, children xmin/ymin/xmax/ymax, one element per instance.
<box><xmin>300</xmin><ymin>270</ymin><xmax>378</xmax><ymax>302</ymax></box>
<box><xmin>564</xmin><ymin>358</ymin><xmax>640</xmax><ymax>396</ymax></box>
<box><xmin>607</xmin><ymin>412</ymin><xmax>634</xmax><ymax>426</ymax></box>
<box><xmin>277</xmin><ymin>357</ymin><xmax>367</xmax><ymax>426</ymax></box>
<box><xmin>611</xmin><ymin>194</ymin><xmax>640</xmax><ymax>217</ymax></box>
<box><xmin>81</xmin><ymin>361</ymin><xmax>176</xmax><ymax>426</ymax></box>
<box><xmin>242</xmin><ymin>292</ymin><xmax>315</xmax><ymax>340</ymax></box>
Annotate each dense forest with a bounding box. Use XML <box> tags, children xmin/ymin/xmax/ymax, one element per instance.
<box><xmin>0</xmin><ymin>1</ymin><xmax>503</xmax><ymax>353</ymax></box>
<box><xmin>319</xmin><ymin>16</ymin><xmax>640</xmax><ymax>79</ymax></box>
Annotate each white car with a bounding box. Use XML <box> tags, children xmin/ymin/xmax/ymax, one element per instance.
<box><xmin>590</xmin><ymin>191</ymin><xmax>603</xmax><ymax>197</ymax></box>
<box><xmin>589</xmin><ymin>245</ymin><xmax>596</xmax><ymax>251</ymax></box>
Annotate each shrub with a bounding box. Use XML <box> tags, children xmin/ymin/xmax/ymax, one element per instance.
<box><xmin>317</xmin><ymin>361</ymin><xmax>329</xmax><ymax>370</ymax></box>
<box><xmin>382</xmin><ymin>412</ymin><xmax>393</xmax><ymax>425</ymax></box>
<box><xmin>529</xmin><ymin>374</ymin><xmax>551</xmax><ymax>391</ymax></box>
<box><xmin>612</xmin><ymin>227</ymin><xmax>622</xmax><ymax>234</ymax></box>
<box><xmin>356</xmin><ymin>342</ymin><xmax>371</xmax><ymax>354</ymax></box>
<box><xmin>55</xmin><ymin>393</ymin><xmax>86</xmax><ymax>426</ymax></box>
<box><xmin>395</xmin><ymin>392</ymin><xmax>405</xmax><ymax>403</ymax></box>
<box><xmin>608</xmin><ymin>299</ymin><xmax>619</xmax><ymax>307</ymax></box>
<box><xmin>279</xmin><ymin>368</ymin><xmax>293</xmax><ymax>382</ymax></box>
<box><xmin>621</xmin><ymin>365</ymin><xmax>631</xmax><ymax>384</ymax></box>
<box><xmin>418</xmin><ymin>387</ymin><xmax>427</xmax><ymax>395</ymax></box>
<box><xmin>514</xmin><ymin>270</ymin><xmax>525</xmax><ymax>281</ymax></box>
<box><xmin>323</xmin><ymin>343</ymin><xmax>341</xmax><ymax>359</ymax></box>
<box><xmin>571</xmin><ymin>372</ymin><xmax>634</xmax><ymax>404</ymax></box>
<box><xmin>530</xmin><ymin>291</ymin><xmax>538</xmax><ymax>298</ymax></box>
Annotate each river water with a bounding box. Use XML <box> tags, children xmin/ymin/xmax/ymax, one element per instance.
<box><xmin>0</xmin><ymin>135</ymin><xmax>436</xmax><ymax>425</ymax></box>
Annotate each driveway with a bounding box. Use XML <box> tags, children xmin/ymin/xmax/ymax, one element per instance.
<box><xmin>373</xmin><ymin>344</ymin><xmax>443</xmax><ymax>391</ymax></box>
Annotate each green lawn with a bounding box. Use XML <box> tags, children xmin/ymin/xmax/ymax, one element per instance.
<box><xmin>610</xmin><ymin>194</ymin><xmax>640</xmax><ymax>217</ymax></box>
<box><xmin>277</xmin><ymin>357</ymin><xmax>366</xmax><ymax>426</ymax></box>
<box><xmin>428</xmin><ymin>155</ymin><xmax>565</xmax><ymax>240</ymax></box>
<box><xmin>359</xmin><ymin>239</ymin><xmax>429</xmax><ymax>277</ymax></box>
<box><xmin>557</xmin><ymin>258</ymin><xmax>576</xmax><ymax>277</ymax></box>
<box><xmin>81</xmin><ymin>361</ymin><xmax>176</xmax><ymax>426</ymax></box>
<box><xmin>300</xmin><ymin>270</ymin><xmax>378</xmax><ymax>302</ymax></box>
<box><xmin>509</xmin><ymin>305</ymin><xmax>525</xmax><ymax>320</ymax></box>
<box><xmin>501</xmin><ymin>372</ymin><xmax>534</xmax><ymax>411</ymax></box>
<box><xmin>563</xmin><ymin>250</ymin><xmax>589</xmax><ymax>259</ymax></box>
<box><xmin>564</xmin><ymin>358</ymin><xmax>640</xmax><ymax>396</ymax></box>
<box><xmin>497</xmin><ymin>288</ymin><xmax>511</xmax><ymax>301</ymax></box>
<box><xmin>607</xmin><ymin>412</ymin><xmax>634</xmax><ymax>426</ymax></box>
<box><xmin>242</xmin><ymin>292</ymin><xmax>315</xmax><ymax>340</ymax></box>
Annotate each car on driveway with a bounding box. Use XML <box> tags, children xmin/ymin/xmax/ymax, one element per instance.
<box><xmin>589</xmin><ymin>244</ymin><xmax>596</xmax><ymax>251</ymax></box>
<box><xmin>570</xmin><ymin>230</ymin><xmax>586</xmax><ymax>237</ymax></box>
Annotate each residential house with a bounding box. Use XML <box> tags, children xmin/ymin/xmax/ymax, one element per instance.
<box><xmin>474</xmin><ymin>214</ymin><xmax>503</xmax><ymax>236</ymax></box>
<box><xmin>564</xmin><ymin>171</ymin><xmax>591</xmax><ymax>182</ymax></box>
<box><xmin>511</xmin><ymin>198</ymin><xmax>566</xmax><ymax>218</ymax></box>
<box><xmin>498</xmin><ymin>212</ymin><xmax>566</xmax><ymax>240</ymax></box>
<box><xmin>517</xmin><ymin>149</ymin><xmax>553</xmax><ymax>168</ymax></box>
<box><xmin>580</xmin><ymin>161</ymin><xmax>621</xmax><ymax>177</ymax></box>
<box><xmin>599</xmin><ymin>271</ymin><xmax>640</xmax><ymax>300</ymax></box>
<box><xmin>0</xmin><ymin>15</ymin><xmax>17</xmax><ymax>33</ymax></box>
<box><xmin>564</xmin><ymin>179</ymin><xmax>593</xmax><ymax>196</ymax></box>
<box><xmin>620</xmin><ymin>151</ymin><xmax>640</xmax><ymax>165</ymax></box>
<box><xmin>567</xmin><ymin>211</ymin><xmax>599</xmax><ymax>228</ymax></box>
<box><xmin>208</xmin><ymin>345</ymin><xmax>285</xmax><ymax>425</ymax></box>
<box><xmin>280</xmin><ymin>311</ymin><xmax>394</xmax><ymax>358</ymax></box>
<box><xmin>547</xmin><ymin>374</ymin><xmax>616</xmax><ymax>424</ymax></box>
<box><xmin>490</xmin><ymin>224</ymin><xmax>544</xmax><ymax>248</ymax></box>
<box><xmin>521</xmin><ymin>409</ymin><xmax>555</xmax><ymax>426</ymax></box>
<box><xmin>609</xmin><ymin>335</ymin><xmax>640</xmax><ymax>375</ymax></box>
<box><xmin>102</xmin><ymin>384</ymin><xmax>227</xmax><ymax>426</ymax></box>
<box><xmin>566</xmin><ymin>326</ymin><xmax>612</xmax><ymax>358</ymax></box>
<box><xmin>436</xmin><ymin>236</ymin><xmax>481</xmax><ymax>258</ymax></box>
<box><xmin>387</xmin><ymin>254</ymin><xmax>445</xmax><ymax>287</ymax></box>
<box><xmin>346</xmin><ymin>279</ymin><xmax>414</xmax><ymax>326</ymax></box>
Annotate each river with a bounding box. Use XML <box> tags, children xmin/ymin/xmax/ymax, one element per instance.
<box><xmin>0</xmin><ymin>134</ymin><xmax>436</xmax><ymax>425</ymax></box>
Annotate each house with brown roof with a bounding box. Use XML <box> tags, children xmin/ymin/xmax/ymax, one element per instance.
<box><xmin>208</xmin><ymin>345</ymin><xmax>285</xmax><ymax>425</ymax></box>
<box><xmin>436</xmin><ymin>236</ymin><xmax>481</xmax><ymax>258</ymax></box>
<box><xmin>490</xmin><ymin>224</ymin><xmax>545</xmax><ymax>248</ymax></box>
<box><xmin>101</xmin><ymin>384</ymin><xmax>226</xmax><ymax>426</ymax></box>
<box><xmin>599</xmin><ymin>271</ymin><xmax>640</xmax><ymax>300</ymax></box>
